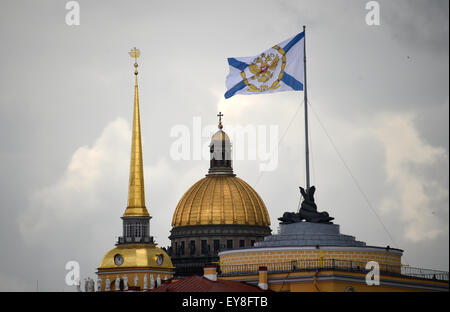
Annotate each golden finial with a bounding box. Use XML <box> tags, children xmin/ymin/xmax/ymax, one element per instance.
<box><xmin>129</xmin><ymin>47</ymin><xmax>140</xmax><ymax>59</ymax></box>
<box><xmin>217</xmin><ymin>112</ymin><xmax>224</xmax><ymax>129</ymax></box>
<box><xmin>129</xmin><ymin>47</ymin><xmax>140</xmax><ymax>75</ymax></box>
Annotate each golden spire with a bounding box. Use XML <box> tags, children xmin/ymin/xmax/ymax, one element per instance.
<box><xmin>123</xmin><ymin>48</ymin><xmax>149</xmax><ymax>218</ymax></box>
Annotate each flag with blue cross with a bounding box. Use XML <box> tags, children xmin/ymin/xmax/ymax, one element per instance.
<box><xmin>224</xmin><ymin>31</ymin><xmax>305</xmax><ymax>99</ymax></box>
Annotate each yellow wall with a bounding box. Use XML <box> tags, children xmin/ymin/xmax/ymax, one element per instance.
<box><xmin>216</xmin><ymin>247</ymin><xmax>449</xmax><ymax>291</ymax></box>
<box><xmin>220</xmin><ymin>248</ymin><xmax>401</xmax><ymax>272</ymax></box>
<box><xmin>219</xmin><ymin>270</ymin><xmax>447</xmax><ymax>292</ymax></box>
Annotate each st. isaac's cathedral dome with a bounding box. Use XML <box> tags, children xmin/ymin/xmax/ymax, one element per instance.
<box><xmin>172</xmin><ymin>119</ymin><xmax>270</xmax><ymax>227</ymax></box>
<box><xmin>171</xmin><ymin>174</ymin><xmax>270</xmax><ymax>227</ymax></box>
<box><xmin>169</xmin><ymin>114</ymin><xmax>271</xmax><ymax>276</ymax></box>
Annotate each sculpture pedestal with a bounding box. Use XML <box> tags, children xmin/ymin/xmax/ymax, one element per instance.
<box><xmin>280</xmin><ymin>222</ymin><xmax>340</xmax><ymax>235</ymax></box>
<box><xmin>255</xmin><ymin>222</ymin><xmax>366</xmax><ymax>248</ymax></box>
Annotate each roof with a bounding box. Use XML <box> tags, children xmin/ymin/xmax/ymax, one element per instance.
<box><xmin>98</xmin><ymin>244</ymin><xmax>174</xmax><ymax>270</ymax></box>
<box><xmin>211</xmin><ymin>129</ymin><xmax>230</xmax><ymax>142</ymax></box>
<box><xmin>148</xmin><ymin>275</ymin><xmax>266</xmax><ymax>292</ymax></box>
<box><xmin>171</xmin><ymin>175</ymin><xmax>271</xmax><ymax>227</ymax></box>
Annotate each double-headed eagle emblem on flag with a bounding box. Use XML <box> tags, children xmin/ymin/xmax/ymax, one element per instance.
<box><xmin>244</xmin><ymin>47</ymin><xmax>286</xmax><ymax>93</ymax></box>
<box><xmin>225</xmin><ymin>31</ymin><xmax>304</xmax><ymax>98</ymax></box>
<box><xmin>248</xmin><ymin>53</ymin><xmax>279</xmax><ymax>83</ymax></box>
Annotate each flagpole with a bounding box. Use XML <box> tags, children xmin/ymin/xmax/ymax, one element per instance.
<box><xmin>303</xmin><ymin>25</ymin><xmax>311</xmax><ymax>191</ymax></box>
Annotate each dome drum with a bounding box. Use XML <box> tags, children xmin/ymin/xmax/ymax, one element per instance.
<box><xmin>169</xmin><ymin>224</ymin><xmax>271</xmax><ymax>277</ymax></box>
<box><xmin>169</xmin><ymin>224</ymin><xmax>271</xmax><ymax>258</ymax></box>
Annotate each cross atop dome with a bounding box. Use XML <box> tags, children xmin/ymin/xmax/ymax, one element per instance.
<box><xmin>217</xmin><ymin>112</ymin><xmax>223</xmax><ymax>129</ymax></box>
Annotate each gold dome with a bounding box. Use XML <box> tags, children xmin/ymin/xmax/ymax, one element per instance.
<box><xmin>211</xmin><ymin>129</ymin><xmax>229</xmax><ymax>142</ymax></box>
<box><xmin>98</xmin><ymin>244</ymin><xmax>174</xmax><ymax>270</ymax></box>
<box><xmin>172</xmin><ymin>174</ymin><xmax>271</xmax><ymax>227</ymax></box>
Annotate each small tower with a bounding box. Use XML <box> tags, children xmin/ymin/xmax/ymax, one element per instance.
<box><xmin>118</xmin><ymin>47</ymin><xmax>152</xmax><ymax>245</ymax></box>
<box><xmin>96</xmin><ymin>48</ymin><xmax>174</xmax><ymax>291</ymax></box>
<box><xmin>208</xmin><ymin>112</ymin><xmax>234</xmax><ymax>175</ymax></box>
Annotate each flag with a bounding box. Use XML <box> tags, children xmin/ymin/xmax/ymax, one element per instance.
<box><xmin>224</xmin><ymin>31</ymin><xmax>305</xmax><ymax>99</ymax></box>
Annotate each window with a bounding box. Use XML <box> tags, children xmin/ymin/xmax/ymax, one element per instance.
<box><xmin>239</xmin><ymin>240</ymin><xmax>245</xmax><ymax>248</ymax></box>
<box><xmin>190</xmin><ymin>240</ymin><xmax>196</xmax><ymax>255</ymax></box>
<box><xmin>180</xmin><ymin>241</ymin><xmax>185</xmax><ymax>256</ymax></box>
<box><xmin>175</xmin><ymin>242</ymin><xmax>178</xmax><ymax>256</ymax></box>
<box><xmin>213</xmin><ymin>240</ymin><xmax>220</xmax><ymax>253</ymax></box>
<box><xmin>251</xmin><ymin>240</ymin><xmax>255</xmax><ymax>247</ymax></box>
<box><xmin>201</xmin><ymin>240</ymin><xmax>208</xmax><ymax>255</ymax></box>
<box><xmin>226</xmin><ymin>240</ymin><xmax>233</xmax><ymax>249</ymax></box>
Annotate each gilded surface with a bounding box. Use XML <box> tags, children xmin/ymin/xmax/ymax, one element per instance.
<box><xmin>98</xmin><ymin>244</ymin><xmax>174</xmax><ymax>269</ymax></box>
<box><xmin>211</xmin><ymin>129</ymin><xmax>229</xmax><ymax>142</ymax></box>
<box><xmin>123</xmin><ymin>51</ymin><xmax>149</xmax><ymax>218</ymax></box>
<box><xmin>172</xmin><ymin>175</ymin><xmax>271</xmax><ymax>227</ymax></box>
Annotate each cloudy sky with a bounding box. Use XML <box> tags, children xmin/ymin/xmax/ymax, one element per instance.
<box><xmin>0</xmin><ymin>0</ymin><xmax>448</xmax><ymax>291</ymax></box>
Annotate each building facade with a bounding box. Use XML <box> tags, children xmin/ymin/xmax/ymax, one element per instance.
<box><xmin>217</xmin><ymin>222</ymin><xmax>449</xmax><ymax>292</ymax></box>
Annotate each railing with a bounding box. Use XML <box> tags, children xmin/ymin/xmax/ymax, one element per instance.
<box><xmin>117</xmin><ymin>236</ymin><xmax>154</xmax><ymax>244</ymax></box>
<box><xmin>218</xmin><ymin>259</ymin><xmax>449</xmax><ymax>282</ymax></box>
<box><xmin>172</xmin><ymin>258</ymin><xmax>219</xmax><ymax>277</ymax></box>
<box><xmin>401</xmin><ymin>266</ymin><xmax>449</xmax><ymax>281</ymax></box>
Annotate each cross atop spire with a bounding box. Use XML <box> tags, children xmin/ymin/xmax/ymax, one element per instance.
<box><xmin>217</xmin><ymin>112</ymin><xmax>223</xmax><ymax>129</ymax></box>
<box><xmin>129</xmin><ymin>47</ymin><xmax>140</xmax><ymax>76</ymax></box>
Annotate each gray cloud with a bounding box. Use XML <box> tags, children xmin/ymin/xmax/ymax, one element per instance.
<box><xmin>0</xmin><ymin>0</ymin><xmax>448</xmax><ymax>291</ymax></box>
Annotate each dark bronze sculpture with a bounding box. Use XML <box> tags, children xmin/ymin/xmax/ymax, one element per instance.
<box><xmin>278</xmin><ymin>186</ymin><xmax>334</xmax><ymax>224</ymax></box>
